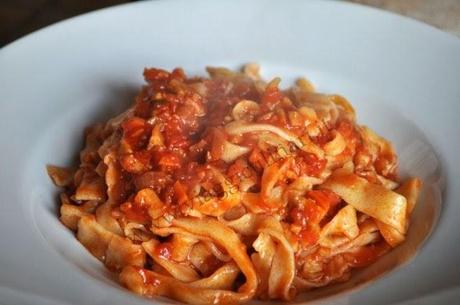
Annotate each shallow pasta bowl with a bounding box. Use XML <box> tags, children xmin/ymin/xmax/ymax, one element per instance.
<box><xmin>0</xmin><ymin>0</ymin><xmax>459</xmax><ymax>304</ymax></box>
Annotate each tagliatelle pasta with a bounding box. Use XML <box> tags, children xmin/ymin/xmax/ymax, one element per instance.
<box><xmin>47</xmin><ymin>64</ymin><xmax>422</xmax><ymax>304</ymax></box>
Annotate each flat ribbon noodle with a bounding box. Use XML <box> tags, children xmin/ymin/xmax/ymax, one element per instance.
<box><xmin>319</xmin><ymin>205</ymin><xmax>359</xmax><ymax>248</ymax></box>
<box><xmin>225</xmin><ymin>121</ymin><xmax>323</xmax><ymax>157</ymax></box>
<box><xmin>222</xmin><ymin>213</ymin><xmax>296</xmax><ymax>299</ymax></box>
<box><xmin>93</xmin><ymin>152</ymin><xmax>124</xmax><ymax>235</ymax></box>
<box><xmin>192</xmin><ymin>167</ymin><xmax>241</xmax><ymax>217</ymax></box>
<box><xmin>260</xmin><ymin>158</ymin><xmax>292</xmax><ymax>209</ymax></box>
<box><xmin>377</xmin><ymin>177</ymin><xmax>422</xmax><ymax>246</ymax></box>
<box><xmin>46</xmin><ymin>165</ymin><xmax>74</xmax><ymax>187</ymax></box>
<box><xmin>256</xmin><ymin>217</ymin><xmax>296</xmax><ymax>300</ymax></box>
<box><xmin>120</xmin><ymin>265</ymin><xmax>247</xmax><ymax>305</ymax></box>
<box><xmin>190</xmin><ymin>262</ymin><xmax>240</xmax><ymax>290</ymax></box>
<box><xmin>330</xmin><ymin>219</ymin><xmax>380</xmax><ymax>256</ymax></box>
<box><xmin>219</xmin><ymin>213</ymin><xmax>262</xmax><ymax>236</ymax></box>
<box><xmin>60</xmin><ymin>194</ymin><xmax>98</xmax><ymax>231</ymax></box>
<box><xmin>252</xmin><ymin>233</ymin><xmax>276</xmax><ymax>299</ymax></box>
<box><xmin>376</xmin><ymin>221</ymin><xmax>405</xmax><ymax>247</ymax></box>
<box><xmin>321</xmin><ymin>169</ymin><xmax>407</xmax><ymax>233</ymax></box>
<box><xmin>121</xmin><ymin>216</ymin><xmax>258</xmax><ymax>304</ymax></box>
<box><xmin>142</xmin><ymin>239</ymin><xmax>200</xmax><ymax>282</ymax></box>
<box><xmin>396</xmin><ymin>177</ymin><xmax>422</xmax><ymax>215</ymax></box>
<box><xmin>77</xmin><ymin>215</ymin><xmax>145</xmax><ymax>269</ymax></box>
<box><xmin>172</xmin><ymin>217</ymin><xmax>258</xmax><ymax>300</ymax></box>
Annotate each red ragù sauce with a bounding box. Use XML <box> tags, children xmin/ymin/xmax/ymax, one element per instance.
<box><xmin>108</xmin><ymin>67</ymin><xmax>387</xmax><ymax>238</ymax></box>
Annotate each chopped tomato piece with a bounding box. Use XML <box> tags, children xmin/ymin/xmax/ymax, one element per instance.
<box><xmin>307</xmin><ymin>190</ymin><xmax>341</xmax><ymax>211</ymax></box>
<box><xmin>119</xmin><ymin>201</ymin><xmax>150</xmax><ymax>223</ymax></box>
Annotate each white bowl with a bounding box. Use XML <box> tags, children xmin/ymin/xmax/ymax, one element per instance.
<box><xmin>0</xmin><ymin>1</ymin><xmax>459</xmax><ymax>304</ymax></box>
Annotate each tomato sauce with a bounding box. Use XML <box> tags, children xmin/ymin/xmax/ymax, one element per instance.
<box><xmin>121</xmin><ymin>117</ymin><xmax>152</xmax><ymax>151</ymax></box>
<box><xmin>155</xmin><ymin>243</ymin><xmax>173</xmax><ymax>260</ymax></box>
<box><xmin>346</xmin><ymin>242</ymin><xmax>390</xmax><ymax>267</ymax></box>
<box><xmin>112</xmin><ymin>68</ymin><xmax>367</xmax><ymax>233</ymax></box>
<box><xmin>298</xmin><ymin>226</ymin><xmax>320</xmax><ymax>246</ymax></box>
<box><xmin>293</xmin><ymin>152</ymin><xmax>327</xmax><ymax>177</ymax></box>
<box><xmin>119</xmin><ymin>201</ymin><xmax>150</xmax><ymax>224</ymax></box>
<box><xmin>260</xmin><ymin>81</ymin><xmax>284</xmax><ymax>112</ymax></box>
